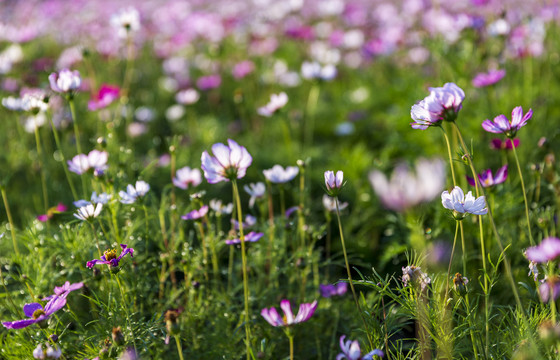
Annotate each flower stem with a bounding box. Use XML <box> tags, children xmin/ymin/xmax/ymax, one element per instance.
<box><xmin>335</xmin><ymin>197</ymin><xmax>373</xmax><ymax>349</ymax></box>
<box><xmin>445</xmin><ymin>221</ymin><xmax>460</xmax><ymax>298</ymax></box>
<box><xmin>232</xmin><ymin>180</ymin><xmax>252</xmax><ymax>359</ymax></box>
<box><xmin>174</xmin><ymin>335</ymin><xmax>185</xmax><ymax>360</ymax></box>
<box><xmin>288</xmin><ymin>332</ymin><xmax>294</xmax><ymax>360</ymax></box>
<box><xmin>33</xmin><ymin>125</ymin><xmax>49</xmax><ymax>219</ymax></box>
<box><xmin>304</xmin><ymin>83</ymin><xmax>320</xmax><ymax>152</ymax></box>
<box><xmin>48</xmin><ymin>112</ymin><xmax>78</xmax><ymax>201</ymax></box>
<box><xmin>510</xmin><ymin>138</ymin><xmax>535</xmax><ymax>246</ymax></box>
<box><xmin>1</xmin><ymin>187</ymin><xmax>18</xmax><ymax>256</ymax></box>
<box><xmin>440</xmin><ymin>127</ymin><xmax>457</xmax><ymax>186</ymax></box>
<box><xmin>68</xmin><ymin>97</ymin><xmax>88</xmax><ymax>199</ymax></box>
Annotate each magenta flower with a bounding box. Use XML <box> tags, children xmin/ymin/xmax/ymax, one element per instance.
<box><xmin>201</xmin><ymin>139</ymin><xmax>252</xmax><ymax>184</ymax></box>
<box><xmin>337</xmin><ymin>335</ymin><xmax>384</xmax><ymax>360</ymax></box>
<box><xmin>181</xmin><ymin>205</ymin><xmax>209</xmax><ymax>221</ymax></box>
<box><xmin>232</xmin><ymin>60</ymin><xmax>255</xmax><ymax>80</ymax></box>
<box><xmin>88</xmin><ymin>84</ymin><xmax>120</xmax><ymax>111</ymax></box>
<box><xmin>37</xmin><ymin>203</ymin><xmax>67</xmax><ymax>222</ymax></box>
<box><xmin>48</xmin><ymin>69</ymin><xmax>81</xmax><ymax>93</ymax></box>
<box><xmin>467</xmin><ymin>164</ymin><xmax>508</xmax><ymax>188</ymax></box>
<box><xmin>196</xmin><ymin>75</ymin><xmax>221</xmax><ymax>90</ymax></box>
<box><xmin>319</xmin><ymin>283</ymin><xmax>347</xmax><ymax>298</ymax></box>
<box><xmin>225</xmin><ymin>231</ymin><xmax>263</xmax><ymax>245</ymax></box>
<box><xmin>2</xmin><ymin>297</ymin><xmax>67</xmax><ymax>329</ymax></box>
<box><xmin>173</xmin><ymin>166</ymin><xmax>202</xmax><ymax>189</ymax></box>
<box><xmin>263</xmin><ymin>165</ymin><xmax>299</xmax><ymax>183</ymax></box>
<box><xmin>261</xmin><ymin>299</ymin><xmax>317</xmax><ymax>327</ymax></box>
<box><xmin>472</xmin><ymin>69</ymin><xmax>506</xmax><ymax>88</ymax></box>
<box><xmin>525</xmin><ymin>237</ymin><xmax>560</xmax><ymax>263</ymax></box>
<box><xmin>86</xmin><ymin>244</ymin><xmax>134</xmax><ymax>269</ymax></box>
<box><xmin>43</xmin><ymin>281</ymin><xmax>84</xmax><ymax>301</ymax></box>
<box><xmin>481</xmin><ymin>106</ymin><xmax>533</xmax><ymax>138</ymax></box>
<box><xmin>539</xmin><ymin>277</ymin><xmax>560</xmax><ymax>303</ymax></box>
<box><xmin>324</xmin><ymin>170</ymin><xmax>344</xmax><ymax>197</ymax></box>
<box><xmin>410</xmin><ymin>83</ymin><xmax>465</xmax><ymax>129</ymax></box>
<box><xmin>490</xmin><ymin>138</ymin><xmax>519</xmax><ymax>150</ymax></box>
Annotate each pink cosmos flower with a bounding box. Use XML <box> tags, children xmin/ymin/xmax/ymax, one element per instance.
<box><xmin>261</xmin><ymin>299</ymin><xmax>317</xmax><ymax>327</ymax></box>
<box><xmin>472</xmin><ymin>69</ymin><xmax>506</xmax><ymax>87</ymax></box>
<box><xmin>263</xmin><ymin>165</ymin><xmax>298</xmax><ymax>183</ymax></box>
<box><xmin>88</xmin><ymin>84</ymin><xmax>120</xmax><ymax>111</ymax></box>
<box><xmin>337</xmin><ymin>335</ymin><xmax>384</xmax><ymax>360</ymax></box>
<box><xmin>490</xmin><ymin>138</ymin><xmax>519</xmax><ymax>150</ymax></box>
<box><xmin>441</xmin><ymin>186</ymin><xmax>488</xmax><ymax>217</ymax></box>
<box><xmin>37</xmin><ymin>203</ymin><xmax>67</xmax><ymax>222</ymax></box>
<box><xmin>320</xmin><ymin>283</ymin><xmax>347</xmax><ymax>298</ymax></box>
<box><xmin>86</xmin><ymin>244</ymin><xmax>134</xmax><ymax>269</ymax></box>
<box><xmin>173</xmin><ymin>166</ymin><xmax>202</xmax><ymax>190</ymax></box>
<box><xmin>410</xmin><ymin>83</ymin><xmax>465</xmax><ymax>130</ymax></box>
<box><xmin>525</xmin><ymin>237</ymin><xmax>560</xmax><ymax>263</ymax></box>
<box><xmin>49</xmin><ymin>69</ymin><xmax>81</xmax><ymax>93</ymax></box>
<box><xmin>201</xmin><ymin>139</ymin><xmax>252</xmax><ymax>184</ymax></box>
<box><xmin>324</xmin><ymin>170</ymin><xmax>344</xmax><ymax>197</ymax></box>
<box><xmin>257</xmin><ymin>92</ymin><xmax>288</xmax><ymax>117</ymax></box>
<box><xmin>196</xmin><ymin>75</ymin><xmax>221</xmax><ymax>90</ymax></box>
<box><xmin>467</xmin><ymin>164</ymin><xmax>508</xmax><ymax>188</ymax></box>
<box><xmin>67</xmin><ymin>150</ymin><xmax>108</xmax><ymax>176</ymax></box>
<box><xmin>181</xmin><ymin>205</ymin><xmax>209</xmax><ymax>221</ymax></box>
<box><xmin>225</xmin><ymin>231</ymin><xmax>263</xmax><ymax>245</ymax></box>
<box><xmin>232</xmin><ymin>61</ymin><xmax>255</xmax><ymax>80</ymax></box>
<box><xmin>481</xmin><ymin>106</ymin><xmax>533</xmax><ymax>138</ymax></box>
<box><xmin>2</xmin><ymin>297</ymin><xmax>67</xmax><ymax>330</ymax></box>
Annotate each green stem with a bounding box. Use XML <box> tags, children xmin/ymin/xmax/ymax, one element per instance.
<box><xmin>445</xmin><ymin>221</ymin><xmax>460</xmax><ymax>298</ymax></box>
<box><xmin>114</xmin><ymin>274</ymin><xmax>136</xmax><ymax>352</ymax></box>
<box><xmin>288</xmin><ymin>332</ymin><xmax>294</xmax><ymax>360</ymax></box>
<box><xmin>33</xmin><ymin>125</ymin><xmax>49</xmax><ymax>218</ymax></box>
<box><xmin>175</xmin><ymin>335</ymin><xmax>185</xmax><ymax>360</ymax></box>
<box><xmin>459</xmin><ymin>222</ymin><xmax>467</xmax><ymax>280</ymax></box>
<box><xmin>335</xmin><ymin>197</ymin><xmax>373</xmax><ymax>349</ymax></box>
<box><xmin>441</xmin><ymin>127</ymin><xmax>457</xmax><ymax>186</ymax></box>
<box><xmin>48</xmin><ymin>112</ymin><xmax>78</xmax><ymax>201</ymax></box>
<box><xmin>304</xmin><ymin>84</ymin><xmax>320</xmax><ymax>152</ymax></box>
<box><xmin>510</xmin><ymin>138</ymin><xmax>535</xmax><ymax>246</ymax></box>
<box><xmin>68</xmin><ymin>98</ymin><xmax>87</xmax><ymax>199</ymax></box>
<box><xmin>1</xmin><ymin>187</ymin><xmax>18</xmax><ymax>256</ymax></box>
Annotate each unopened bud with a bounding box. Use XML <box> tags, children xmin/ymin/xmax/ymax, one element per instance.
<box><xmin>112</xmin><ymin>326</ymin><xmax>125</xmax><ymax>346</ymax></box>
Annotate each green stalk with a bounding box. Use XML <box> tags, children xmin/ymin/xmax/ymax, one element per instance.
<box><xmin>288</xmin><ymin>331</ymin><xmax>294</xmax><ymax>360</ymax></box>
<box><xmin>68</xmin><ymin>97</ymin><xmax>87</xmax><ymax>199</ymax></box>
<box><xmin>445</xmin><ymin>221</ymin><xmax>460</xmax><ymax>298</ymax></box>
<box><xmin>175</xmin><ymin>335</ymin><xmax>185</xmax><ymax>360</ymax></box>
<box><xmin>48</xmin><ymin>111</ymin><xmax>78</xmax><ymax>200</ymax></box>
<box><xmin>1</xmin><ymin>187</ymin><xmax>18</xmax><ymax>256</ymax></box>
<box><xmin>304</xmin><ymin>83</ymin><xmax>320</xmax><ymax>152</ymax></box>
<box><xmin>441</xmin><ymin>127</ymin><xmax>457</xmax><ymax>186</ymax></box>
<box><xmin>510</xmin><ymin>138</ymin><xmax>535</xmax><ymax>246</ymax></box>
<box><xmin>33</xmin><ymin>125</ymin><xmax>49</xmax><ymax>218</ymax></box>
<box><xmin>335</xmin><ymin>197</ymin><xmax>373</xmax><ymax>348</ymax></box>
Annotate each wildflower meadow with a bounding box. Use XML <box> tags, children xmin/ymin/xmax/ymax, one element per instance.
<box><xmin>1</xmin><ymin>0</ymin><xmax>560</xmax><ymax>359</ymax></box>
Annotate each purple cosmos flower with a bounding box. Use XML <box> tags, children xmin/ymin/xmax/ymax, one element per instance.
<box><xmin>324</xmin><ymin>170</ymin><xmax>344</xmax><ymax>197</ymax></box>
<box><xmin>37</xmin><ymin>203</ymin><xmax>67</xmax><ymax>222</ymax></box>
<box><xmin>257</xmin><ymin>92</ymin><xmax>289</xmax><ymax>117</ymax></box>
<box><xmin>481</xmin><ymin>106</ymin><xmax>533</xmax><ymax>138</ymax></box>
<box><xmin>410</xmin><ymin>83</ymin><xmax>465</xmax><ymax>129</ymax></box>
<box><xmin>320</xmin><ymin>282</ymin><xmax>348</xmax><ymax>298</ymax></box>
<box><xmin>232</xmin><ymin>215</ymin><xmax>257</xmax><ymax>230</ymax></box>
<box><xmin>539</xmin><ymin>276</ymin><xmax>560</xmax><ymax>303</ymax></box>
<box><xmin>49</xmin><ymin>69</ymin><xmax>81</xmax><ymax>93</ymax></box>
<box><xmin>261</xmin><ymin>299</ymin><xmax>317</xmax><ymax>327</ymax></box>
<box><xmin>119</xmin><ymin>181</ymin><xmax>150</xmax><ymax>204</ymax></box>
<box><xmin>173</xmin><ymin>166</ymin><xmax>202</xmax><ymax>190</ymax></box>
<box><xmin>337</xmin><ymin>335</ymin><xmax>384</xmax><ymax>360</ymax></box>
<box><xmin>232</xmin><ymin>60</ymin><xmax>255</xmax><ymax>80</ymax></box>
<box><xmin>88</xmin><ymin>84</ymin><xmax>120</xmax><ymax>111</ymax></box>
<box><xmin>201</xmin><ymin>139</ymin><xmax>252</xmax><ymax>184</ymax></box>
<box><xmin>525</xmin><ymin>237</ymin><xmax>560</xmax><ymax>263</ymax></box>
<box><xmin>86</xmin><ymin>244</ymin><xmax>134</xmax><ymax>269</ymax></box>
<box><xmin>43</xmin><ymin>281</ymin><xmax>84</xmax><ymax>301</ymax></box>
<box><xmin>181</xmin><ymin>205</ymin><xmax>209</xmax><ymax>221</ymax></box>
<box><xmin>74</xmin><ymin>203</ymin><xmax>103</xmax><ymax>221</ymax></box>
<box><xmin>2</xmin><ymin>296</ymin><xmax>67</xmax><ymax>329</ymax></box>
<box><xmin>472</xmin><ymin>69</ymin><xmax>506</xmax><ymax>88</ymax></box>
<box><xmin>196</xmin><ymin>75</ymin><xmax>221</xmax><ymax>90</ymax></box>
<box><xmin>323</xmin><ymin>195</ymin><xmax>348</xmax><ymax>212</ymax></box>
<box><xmin>263</xmin><ymin>165</ymin><xmax>299</xmax><ymax>183</ymax></box>
<box><xmin>67</xmin><ymin>150</ymin><xmax>108</xmax><ymax>176</ymax></box>
<box><xmin>441</xmin><ymin>186</ymin><xmax>488</xmax><ymax>218</ymax></box>
<box><xmin>225</xmin><ymin>231</ymin><xmax>263</xmax><ymax>245</ymax></box>
<box><xmin>285</xmin><ymin>206</ymin><xmax>299</xmax><ymax>219</ymax></box>
<box><xmin>244</xmin><ymin>182</ymin><xmax>266</xmax><ymax>208</ymax></box>
<box><xmin>467</xmin><ymin>164</ymin><xmax>508</xmax><ymax>188</ymax></box>
<box><xmin>490</xmin><ymin>138</ymin><xmax>519</xmax><ymax>150</ymax></box>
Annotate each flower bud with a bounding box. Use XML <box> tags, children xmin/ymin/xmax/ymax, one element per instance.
<box><xmin>112</xmin><ymin>326</ymin><xmax>125</xmax><ymax>346</ymax></box>
<box><xmin>452</xmin><ymin>273</ymin><xmax>469</xmax><ymax>296</ymax></box>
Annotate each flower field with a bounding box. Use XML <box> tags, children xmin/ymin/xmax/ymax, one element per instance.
<box><xmin>1</xmin><ymin>0</ymin><xmax>560</xmax><ymax>359</ymax></box>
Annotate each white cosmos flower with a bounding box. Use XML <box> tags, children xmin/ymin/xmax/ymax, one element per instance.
<box><xmin>74</xmin><ymin>203</ymin><xmax>103</xmax><ymax>221</ymax></box>
<box><xmin>441</xmin><ymin>186</ymin><xmax>487</xmax><ymax>217</ymax></box>
<box><xmin>263</xmin><ymin>165</ymin><xmax>298</xmax><ymax>183</ymax></box>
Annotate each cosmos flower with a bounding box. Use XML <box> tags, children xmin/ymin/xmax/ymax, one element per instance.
<box><xmin>319</xmin><ymin>282</ymin><xmax>348</xmax><ymax>298</ymax></box>
<box><xmin>261</xmin><ymin>299</ymin><xmax>317</xmax><ymax>327</ymax></box>
<box><xmin>173</xmin><ymin>166</ymin><xmax>202</xmax><ymax>189</ymax></box>
<box><xmin>88</xmin><ymin>84</ymin><xmax>120</xmax><ymax>111</ymax></box>
<box><xmin>232</xmin><ymin>215</ymin><xmax>257</xmax><ymax>230</ymax></box>
<box><xmin>472</xmin><ymin>69</ymin><xmax>506</xmax><ymax>87</ymax></box>
<box><xmin>410</xmin><ymin>83</ymin><xmax>465</xmax><ymax>129</ymax></box>
<box><xmin>481</xmin><ymin>106</ymin><xmax>533</xmax><ymax>138</ymax></box>
<box><xmin>67</xmin><ymin>150</ymin><xmax>108</xmax><ymax>176</ymax></box>
<box><xmin>110</xmin><ymin>7</ymin><xmax>140</xmax><ymax>39</ymax></box>
<box><xmin>257</xmin><ymin>92</ymin><xmax>289</xmax><ymax>117</ymax></box>
<box><xmin>119</xmin><ymin>181</ymin><xmax>150</xmax><ymax>204</ymax></box>
<box><xmin>324</xmin><ymin>170</ymin><xmax>344</xmax><ymax>197</ymax></box>
<box><xmin>33</xmin><ymin>343</ymin><xmax>62</xmax><ymax>359</ymax></box>
<box><xmin>201</xmin><ymin>139</ymin><xmax>252</xmax><ymax>184</ymax></box>
<box><xmin>181</xmin><ymin>205</ymin><xmax>209</xmax><ymax>221</ymax></box>
<box><xmin>175</xmin><ymin>89</ymin><xmax>200</xmax><ymax>105</ymax></box>
<box><xmin>232</xmin><ymin>60</ymin><xmax>255</xmax><ymax>80</ymax></box>
<box><xmin>263</xmin><ymin>165</ymin><xmax>299</xmax><ymax>183</ymax></box>
<box><xmin>402</xmin><ymin>265</ymin><xmax>431</xmax><ymax>292</ymax></box>
<box><xmin>337</xmin><ymin>335</ymin><xmax>384</xmax><ymax>360</ymax></box>
<box><xmin>441</xmin><ymin>186</ymin><xmax>488</xmax><ymax>218</ymax></box>
<box><xmin>37</xmin><ymin>203</ymin><xmax>67</xmax><ymax>222</ymax></box>
<box><xmin>525</xmin><ymin>237</ymin><xmax>560</xmax><ymax>263</ymax></box>
<box><xmin>74</xmin><ymin>203</ymin><xmax>103</xmax><ymax>221</ymax></box>
<box><xmin>48</xmin><ymin>69</ymin><xmax>81</xmax><ymax>93</ymax></box>
<box><xmin>490</xmin><ymin>138</ymin><xmax>519</xmax><ymax>150</ymax></box>
<box><xmin>539</xmin><ymin>276</ymin><xmax>560</xmax><ymax>303</ymax></box>
<box><xmin>467</xmin><ymin>165</ymin><xmax>508</xmax><ymax>188</ymax></box>
<box><xmin>74</xmin><ymin>191</ymin><xmax>112</xmax><ymax>208</ymax></box>
<box><xmin>86</xmin><ymin>244</ymin><xmax>134</xmax><ymax>269</ymax></box>
<box><xmin>196</xmin><ymin>75</ymin><xmax>221</xmax><ymax>90</ymax></box>
<box><xmin>322</xmin><ymin>195</ymin><xmax>348</xmax><ymax>212</ymax></box>
<box><xmin>2</xmin><ymin>297</ymin><xmax>67</xmax><ymax>329</ymax></box>
<box><xmin>209</xmin><ymin>199</ymin><xmax>233</xmax><ymax>215</ymax></box>
<box><xmin>244</xmin><ymin>182</ymin><xmax>266</xmax><ymax>208</ymax></box>
<box><xmin>301</xmin><ymin>61</ymin><xmax>337</xmax><ymax>80</ymax></box>
<box><xmin>225</xmin><ymin>231</ymin><xmax>263</xmax><ymax>245</ymax></box>
<box><xmin>42</xmin><ymin>281</ymin><xmax>84</xmax><ymax>302</ymax></box>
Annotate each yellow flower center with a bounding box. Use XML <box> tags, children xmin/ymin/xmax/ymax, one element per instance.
<box><xmin>32</xmin><ymin>309</ymin><xmax>46</xmax><ymax>319</ymax></box>
<box><xmin>104</xmin><ymin>248</ymin><xmax>118</xmax><ymax>261</ymax></box>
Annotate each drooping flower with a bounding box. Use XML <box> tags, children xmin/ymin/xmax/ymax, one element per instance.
<box><xmin>225</xmin><ymin>231</ymin><xmax>263</xmax><ymax>245</ymax></box>
<box><xmin>257</xmin><ymin>92</ymin><xmax>289</xmax><ymax>117</ymax></box>
<box><xmin>441</xmin><ymin>186</ymin><xmax>488</xmax><ymax>218</ymax></box>
<box><xmin>467</xmin><ymin>164</ymin><xmax>508</xmax><ymax>188</ymax></box>
<box><xmin>74</xmin><ymin>203</ymin><xmax>103</xmax><ymax>221</ymax></box>
<box><xmin>322</xmin><ymin>195</ymin><xmax>348</xmax><ymax>212</ymax></box>
<box><xmin>88</xmin><ymin>84</ymin><xmax>120</xmax><ymax>111</ymax></box>
<box><xmin>37</xmin><ymin>203</ymin><xmax>67</xmax><ymax>222</ymax></box>
<box><xmin>319</xmin><ymin>282</ymin><xmax>348</xmax><ymax>298</ymax></box>
<box><xmin>48</xmin><ymin>69</ymin><xmax>81</xmax><ymax>93</ymax></box>
<box><xmin>209</xmin><ymin>199</ymin><xmax>233</xmax><ymax>215</ymax></box>
<box><xmin>261</xmin><ymin>299</ymin><xmax>317</xmax><ymax>327</ymax></box>
<box><xmin>369</xmin><ymin>158</ymin><xmax>446</xmax><ymax>212</ymax></box>
<box><xmin>410</xmin><ymin>83</ymin><xmax>465</xmax><ymax>129</ymax></box>
<box><xmin>86</xmin><ymin>244</ymin><xmax>134</xmax><ymax>269</ymax></box>
<box><xmin>67</xmin><ymin>150</ymin><xmax>108</xmax><ymax>176</ymax></box>
<box><xmin>490</xmin><ymin>138</ymin><xmax>519</xmax><ymax>150</ymax></box>
<box><xmin>472</xmin><ymin>69</ymin><xmax>506</xmax><ymax>87</ymax></box>
<box><xmin>173</xmin><ymin>166</ymin><xmax>202</xmax><ymax>189</ymax></box>
<box><xmin>402</xmin><ymin>265</ymin><xmax>431</xmax><ymax>292</ymax></box>
<box><xmin>33</xmin><ymin>343</ymin><xmax>62</xmax><ymax>359</ymax></box>
<box><xmin>481</xmin><ymin>106</ymin><xmax>533</xmax><ymax>138</ymax></box>
<box><xmin>525</xmin><ymin>237</ymin><xmax>560</xmax><ymax>263</ymax></box>
<box><xmin>201</xmin><ymin>139</ymin><xmax>252</xmax><ymax>184</ymax></box>
<box><xmin>119</xmin><ymin>181</ymin><xmax>150</xmax><ymax>204</ymax></box>
<box><xmin>244</xmin><ymin>182</ymin><xmax>266</xmax><ymax>208</ymax></box>
<box><xmin>2</xmin><ymin>296</ymin><xmax>67</xmax><ymax>329</ymax></box>
<box><xmin>324</xmin><ymin>170</ymin><xmax>345</xmax><ymax>197</ymax></box>
<box><xmin>263</xmin><ymin>165</ymin><xmax>299</xmax><ymax>183</ymax></box>
<box><xmin>337</xmin><ymin>335</ymin><xmax>384</xmax><ymax>360</ymax></box>
<box><xmin>181</xmin><ymin>205</ymin><xmax>209</xmax><ymax>221</ymax></box>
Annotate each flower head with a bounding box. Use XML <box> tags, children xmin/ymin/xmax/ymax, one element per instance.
<box><xmin>74</xmin><ymin>203</ymin><xmax>103</xmax><ymax>221</ymax></box>
<box><xmin>111</xmin><ymin>7</ymin><xmax>140</xmax><ymax>39</ymax></box>
<box><xmin>441</xmin><ymin>186</ymin><xmax>488</xmax><ymax>219</ymax></box>
<box><xmin>37</xmin><ymin>203</ymin><xmax>67</xmax><ymax>222</ymax></box>
<box><xmin>410</xmin><ymin>83</ymin><xmax>465</xmax><ymax>129</ymax></box>
<box><xmin>88</xmin><ymin>84</ymin><xmax>120</xmax><ymax>111</ymax></box>
<box><xmin>490</xmin><ymin>138</ymin><xmax>519</xmax><ymax>150</ymax></box>
<box><xmin>301</xmin><ymin>61</ymin><xmax>337</xmax><ymax>81</ymax></box>
<box><xmin>257</xmin><ymin>92</ymin><xmax>288</xmax><ymax>117</ymax></box>
<box><xmin>2</xmin><ymin>297</ymin><xmax>67</xmax><ymax>329</ymax></box>
<box><xmin>244</xmin><ymin>182</ymin><xmax>266</xmax><ymax>208</ymax></box>
<box><xmin>337</xmin><ymin>335</ymin><xmax>384</xmax><ymax>360</ymax></box>
<box><xmin>181</xmin><ymin>205</ymin><xmax>209</xmax><ymax>221</ymax></box>
<box><xmin>209</xmin><ymin>199</ymin><xmax>233</xmax><ymax>215</ymax></box>
<box><xmin>67</xmin><ymin>150</ymin><xmax>108</xmax><ymax>176</ymax></box>
<box><xmin>402</xmin><ymin>265</ymin><xmax>431</xmax><ymax>291</ymax></box>
<box><xmin>320</xmin><ymin>282</ymin><xmax>347</xmax><ymax>298</ymax></box>
<box><xmin>539</xmin><ymin>276</ymin><xmax>560</xmax><ymax>303</ymax></box>
<box><xmin>467</xmin><ymin>164</ymin><xmax>508</xmax><ymax>188</ymax></box>
<box><xmin>472</xmin><ymin>69</ymin><xmax>506</xmax><ymax>88</ymax></box>
<box><xmin>49</xmin><ymin>69</ymin><xmax>81</xmax><ymax>93</ymax></box>
<box><xmin>322</xmin><ymin>195</ymin><xmax>348</xmax><ymax>212</ymax></box>
<box><xmin>225</xmin><ymin>231</ymin><xmax>263</xmax><ymax>245</ymax></box>
<box><xmin>173</xmin><ymin>166</ymin><xmax>202</xmax><ymax>190</ymax></box>
<box><xmin>119</xmin><ymin>181</ymin><xmax>150</xmax><ymax>204</ymax></box>
<box><xmin>261</xmin><ymin>299</ymin><xmax>317</xmax><ymax>327</ymax></box>
<box><xmin>33</xmin><ymin>343</ymin><xmax>62</xmax><ymax>359</ymax></box>
<box><xmin>201</xmin><ymin>139</ymin><xmax>252</xmax><ymax>184</ymax></box>
<box><xmin>86</xmin><ymin>244</ymin><xmax>134</xmax><ymax>269</ymax></box>
<box><xmin>42</xmin><ymin>281</ymin><xmax>83</xmax><ymax>302</ymax></box>
<box><xmin>452</xmin><ymin>273</ymin><xmax>469</xmax><ymax>296</ymax></box>
<box><xmin>525</xmin><ymin>237</ymin><xmax>560</xmax><ymax>263</ymax></box>
<box><xmin>175</xmin><ymin>89</ymin><xmax>200</xmax><ymax>105</ymax></box>
<box><xmin>482</xmin><ymin>106</ymin><xmax>533</xmax><ymax>138</ymax></box>
<box><xmin>324</xmin><ymin>170</ymin><xmax>344</xmax><ymax>197</ymax></box>
<box><xmin>263</xmin><ymin>165</ymin><xmax>299</xmax><ymax>183</ymax></box>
